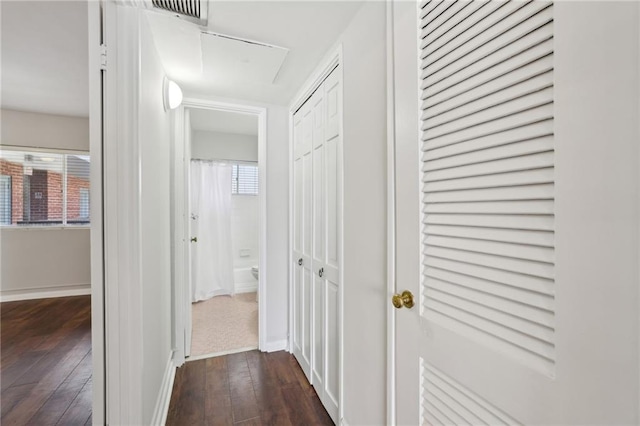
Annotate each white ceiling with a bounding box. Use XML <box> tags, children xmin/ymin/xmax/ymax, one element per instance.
<box><xmin>146</xmin><ymin>0</ymin><xmax>363</xmax><ymax>105</ymax></box>
<box><xmin>189</xmin><ymin>108</ymin><xmax>258</xmax><ymax>136</ymax></box>
<box><xmin>1</xmin><ymin>1</ymin><xmax>89</xmax><ymax>117</ymax></box>
<box><xmin>0</xmin><ymin>0</ymin><xmax>362</xmax><ymax>117</ymax></box>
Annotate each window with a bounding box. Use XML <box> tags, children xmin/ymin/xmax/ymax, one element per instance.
<box><xmin>0</xmin><ymin>149</ymin><xmax>90</xmax><ymax>226</ymax></box>
<box><xmin>232</xmin><ymin>163</ymin><xmax>258</xmax><ymax>195</ymax></box>
<box><xmin>0</xmin><ymin>175</ymin><xmax>11</xmax><ymax>225</ymax></box>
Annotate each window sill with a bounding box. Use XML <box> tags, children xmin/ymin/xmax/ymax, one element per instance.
<box><xmin>0</xmin><ymin>225</ymin><xmax>91</xmax><ymax>231</ymax></box>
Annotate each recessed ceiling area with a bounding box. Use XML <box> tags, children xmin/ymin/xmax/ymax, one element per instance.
<box><xmin>146</xmin><ymin>1</ymin><xmax>363</xmax><ymax>105</ymax></box>
<box><xmin>1</xmin><ymin>1</ymin><xmax>89</xmax><ymax>117</ymax></box>
<box><xmin>189</xmin><ymin>108</ymin><xmax>258</xmax><ymax>136</ymax></box>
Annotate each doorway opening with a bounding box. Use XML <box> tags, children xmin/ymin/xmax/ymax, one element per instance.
<box><xmin>173</xmin><ymin>100</ymin><xmax>268</xmax><ymax>364</ymax></box>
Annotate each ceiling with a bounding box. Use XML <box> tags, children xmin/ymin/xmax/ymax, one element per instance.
<box><xmin>147</xmin><ymin>0</ymin><xmax>363</xmax><ymax>105</ymax></box>
<box><xmin>189</xmin><ymin>108</ymin><xmax>258</xmax><ymax>136</ymax></box>
<box><xmin>0</xmin><ymin>0</ymin><xmax>362</xmax><ymax>117</ymax></box>
<box><xmin>1</xmin><ymin>1</ymin><xmax>89</xmax><ymax>117</ymax></box>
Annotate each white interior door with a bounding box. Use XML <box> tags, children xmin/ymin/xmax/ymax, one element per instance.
<box><xmin>319</xmin><ymin>67</ymin><xmax>341</xmax><ymax>423</ymax></box>
<box><xmin>392</xmin><ymin>1</ymin><xmax>639</xmax><ymax>425</ymax></box>
<box><xmin>311</xmin><ymin>88</ymin><xmax>326</xmax><ymax>391</ymax></box>
<box><xmin>293</xmin><ymin>102</ymin><xmax>313</xmax><ymax>378</ymax></box>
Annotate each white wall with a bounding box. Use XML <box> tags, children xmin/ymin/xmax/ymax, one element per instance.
<box><xmin>192</xmin><ymin>130</ymin><xmax>258</xmax><ymax>162</ymax></box>
<box><xmin>0</xmin><ymin>109</ymin><xmax>91</xmax><ymax>299</ymax></box>
<box><xmin>327</xmin><ymin>3</ymin><xmax>388</xmax><ymax>424</ymax></box>
<box><xmin>139</xmin><ymin>15</ymin><xmax>173</xmax><ymax>425</ymax></box>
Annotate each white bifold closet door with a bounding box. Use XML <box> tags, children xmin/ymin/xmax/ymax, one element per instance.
<box><xmin>292</xmin><ymin>66</ymin><xmax>341</xmax><ymax>423</ymax></box>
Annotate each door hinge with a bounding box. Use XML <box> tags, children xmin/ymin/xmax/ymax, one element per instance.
<box><xmin>100</xmin><ymin>43</ymin><xmax>107</xmax><ymax>70</ymax></box>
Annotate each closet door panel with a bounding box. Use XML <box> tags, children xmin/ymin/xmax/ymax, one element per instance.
<box><xmin>312</xmin><ymin>273</ymin><xmax>325</xmax><ymax>386</ymax></box>
<box><xmin>325</xmin><ymin>136</ymin><xmax>339</xmax><ymax>271</ymax></box>
<box><xmin>325</xmin><ymin>280</ymin><xmax>340</xmax><ymax>419</ymax></box>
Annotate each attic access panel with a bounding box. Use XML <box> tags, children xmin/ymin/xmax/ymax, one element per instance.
<box><xmin>201</xmin><ymin>32</ymin><xmax>289</xmax><ymax>85</ymax></box>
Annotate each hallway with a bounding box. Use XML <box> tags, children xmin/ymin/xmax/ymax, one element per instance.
<box><xmin>167</xmin><ymin>351</ymin><xmax>333</xmax><ymax>425</ymax></box>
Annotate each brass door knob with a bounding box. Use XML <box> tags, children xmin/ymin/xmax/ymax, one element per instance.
<box><xmin>392</xmin><ymin>290</ymin><xmax>415</xmax><ymax>309</ymax></box>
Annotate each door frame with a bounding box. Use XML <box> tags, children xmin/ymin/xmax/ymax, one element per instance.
<box><xmin>288</xmin><ymin>44</ymin><xmax>344</xmax><ymax>423</ymax></box>
<box><xmin>172</xmin><ymin>98</ymin><xmax>268</xmax><ymax>366</ymax></box>
<box><xmin>88</xmin><ymin>0</ymin><xmax>106</xmax><ymax>423</ymax></box>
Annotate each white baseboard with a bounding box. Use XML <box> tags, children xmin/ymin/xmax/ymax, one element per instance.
<box><xmin>261</xmin><ymin>339</ymin><xmax>288</xmax><ymax>353</ymax></box>
<box><xmin>341</xmin><ymin>418</ymin><xmax>349</xmax><ymax>426</ymax></box>
<box><xmin>0</xmin><ymin>284</ymin><xmax>91</xmax><ymax>302</ymax></box>
<box><xmin>186</xmin><ymin>345</ymin><xmax>258</xmax><ymax>362</ymax></box>
<box><xmin>235</xmin><ymin>282</ymin><xmax>258</xmax><ymax>294</ymax></box>
<box><xmin>151</xmin><ymin>352</ymin><xmax>176</xmax><ymax>426</ymax></box>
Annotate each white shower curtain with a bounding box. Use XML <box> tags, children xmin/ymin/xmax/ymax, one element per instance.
<box><xmin>190</xmin><ymin>160</ymin><xmax>234</xmax><ymax>302</ymax></box>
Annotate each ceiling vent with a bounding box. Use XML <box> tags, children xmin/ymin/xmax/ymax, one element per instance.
<box><xmin>149</xmin><ymin>0</ymin><xmax>208</xmax><ymax>26</ymax></box>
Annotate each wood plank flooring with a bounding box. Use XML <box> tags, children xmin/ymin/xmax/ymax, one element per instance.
<box><xmin>1</xmin><ymin>296</ymin><xmax>92</xmax><ymax>426</ymax></box>
<box><xmin>167</xmin><ymin>350</ymin><xmax>334</xmax><ymax>426</ymax></box>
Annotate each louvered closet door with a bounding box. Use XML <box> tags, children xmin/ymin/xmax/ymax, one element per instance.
<box><xmin>394</xmin><ymin>1</ymin><xmax>638</xmax><ymax>424</ymax></box>
<box><xmin>292</xmin><ymin>101</ymin><xmax>313</xmax><ymax>379</ymax></box>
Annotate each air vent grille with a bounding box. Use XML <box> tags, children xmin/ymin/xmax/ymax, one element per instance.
<box><xmin>151</xmin><ymin>0</ymin><xmax>203</xmax><ymax>20</ymax></box>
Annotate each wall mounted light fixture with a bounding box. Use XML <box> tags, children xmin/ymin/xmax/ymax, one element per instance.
<box><xmin>163</xmin><ymin>77</ymin><xmax>183</xmax><ymax>111</ymax></box>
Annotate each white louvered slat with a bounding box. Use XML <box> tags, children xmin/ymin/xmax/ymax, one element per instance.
<box><xmin>421</xmin><ymin>0</ymin><xmax>555</xmax><ymax>373</ymax></box>
<box><xmin>424</xmin><ymin>151</ymin><xmax>554</xmax><ymax>181</ymax></box>
<box><xmin>425</xmin><ymin>277</ymin><xmax>553</xmax><ymax>326</ymax></box>
<box><xmin>424</xmin><ymin>214</ymin><xmax>553</xmax><ymax>232</ymax></box>
<box><xmin>424</xmin><ymin>224</ymin><xmax>554</xmax><ymax>247</ymax></box>
<box><xmin>422</xmin><ymin>363</ymin><xmax>521</xmax><ymax>425</ymax></box>
<box><xmin>424</xmin><ymin>200</ymin><xmax>554</xmax><ymax>215</ymax></box>
<box><xmin>420</xmin><ymin>1</ymin><xmax>487</xmax><ymax>51</ymax></box>
<box><xmin>420</xmin><ymin>1</ymin><xmax>506</xmax><ymax>57</ymax></box>
<box><xmin>424</xmin><ymin>298</ymin><xmax>555</xmax><ymax>360</ymax></box>
<box><xmin>425</xmin><ymin>235</ymin><xmax>553</xmax><ymax>264</ymax></box>
<box><xmin>423</xmin><ymin>247</ymin><xmax>554</xmax><ymax>279</ymax></box>
<box><xmin>422</xmin><ymin>23</ymin><xmax>553</xmax><ymax>96</ymax></box>
<box><xmin>424</xmin><ymin>256</ymin><xmax>554</xmax><ymax>296</ymax></box>
<box><xmin>422</xmin><ymin>2</ymin><xmax>551</xmax><ymax>77</ymax></box>
<box><xmin>423</xmin><ymin>266</ymin><xmax>554</xmax><ymax>310</ymax></box>
<box><xmin>422</xmin><ymin>104</ymin><xmax>553</xmax><ymax>148</ymax></box>
<box><xmin>424</xmin><ymin>168</ymin><xmax>554</xmax><ymax>192</ymax></box>
<box><xmin>424</xmin><ymin>183</ymin><xmax>554</xmax><ymax>203</ymax></box>
<box><xmin>424</xmin><ymin>136</ymin><xmax>553</xmax><ymax>171</ymax></box>
<box><xmin>426</xmin><ymin>287</ymin><xmax>554</xmax><ymax>342</ymax></box>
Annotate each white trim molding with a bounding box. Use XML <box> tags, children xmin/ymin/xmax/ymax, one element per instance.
<box><xmin>0</xmin><ymin>284</ymin><xmax>91</xmax><ymax>302</ymax></box>
<box><xmin>151</xmin><ymin>353</ymin><xmax>176</xmax><ymax>426</ymax></box>
<box><xmin>261</xmin><ymin>339</ymin><xmax>288</xmax><ymax>353</ymax></box>
<box><xmin>172</xmin><ymin>97</ymin><xmax>269</xmax><ymax>363</ymax></box>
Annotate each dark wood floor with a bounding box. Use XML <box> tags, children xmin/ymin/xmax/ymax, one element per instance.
<box><xmin>1</xmin><ymin>295</ymin><xmax>92</xmax><ymax>426</ymax></box>
<box><xmin>167</xmin><ymin>350</ymin><xmax>334</xmax><ymax>426</ymax></box>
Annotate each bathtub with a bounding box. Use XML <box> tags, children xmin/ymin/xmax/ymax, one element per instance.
<box><xmin>234</xmin><ymin>266</ymin><xmax>258</xmax><ymax>294</ymax></box>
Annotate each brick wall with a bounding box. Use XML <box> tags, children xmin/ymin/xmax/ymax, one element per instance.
<box><xmin>0</xmin><ymin>159</ymin><xmax>24</xmax><ymax>224</ymax></box>
<box><xmin>67</xmin><ymin>175</ymin><xmax>90</xmax><ymax>220</ymax></box>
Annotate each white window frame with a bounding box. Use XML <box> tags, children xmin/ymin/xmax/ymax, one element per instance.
<box><xmin>0</xmin><ymin>145</ymin><xmax>91</xmax><ymax>229</ymax></box>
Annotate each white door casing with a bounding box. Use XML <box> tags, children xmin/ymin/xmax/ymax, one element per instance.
<box><xmin>291</xmin><ymin>65</ymin><xmax>342</xmax><ymax>423</ymax></box>
<box><xmin>392</xmin><ymin>1</ymin><xmax>639</xmax><ymax>425</ymax></box>
<box><xmin>172</xmin><ymin>99</ymin><xmax>268</xmax><ymax>363</ymax></box>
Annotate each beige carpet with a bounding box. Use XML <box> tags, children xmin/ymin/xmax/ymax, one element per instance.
<box><xmin>190</xmin><ymin>292</ymin><xmax>258</xmax><ymax>357</ymax></box>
